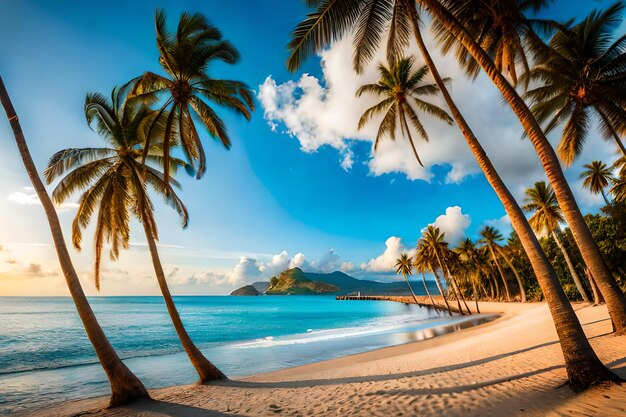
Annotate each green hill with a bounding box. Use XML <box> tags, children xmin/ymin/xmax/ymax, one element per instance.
<box><xmin>265</xmin><ymin>268</ymin><xmax>339</xmax><ymax>295</ymax></box>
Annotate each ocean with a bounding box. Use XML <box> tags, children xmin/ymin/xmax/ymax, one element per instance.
<box><xmin>0</xmin><ymin>296</ymin><xmax>493</xmax><ymax>415</ymax></box>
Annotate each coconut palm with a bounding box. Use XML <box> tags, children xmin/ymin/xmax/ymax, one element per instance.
<box><xmin>415</xmin><ymin>239</ymin><xmax>453</xmax><ymax>316</ymax></box>
<box><xmin>129</xmin><ymin>8</ymin><xmax>254</xmax><ymax>186</ymax></box>
<box><xmin>581</xmin><ymin>161</ymin><xmax>615</xmax><ymax>206</ymax></box>
<box><xmin>432</xmin><ymin>0</ymin><xmax>557</xmax><ymax>87</ymax></box>
<box><xmin>288</xmin><ymin>0</ymin><xmax>622</xmax><ymax>389</ymax></box>
<box><xmin>523</xmin><ymin>181</ymin><xmax>590</xmax><ymax>302</ymax></box>
<box><xmin>44</xmin><ymin>89</ymin><xmax>225</xmax><ymax>383</ymax></box>
<box><xmin>524</xmin><ymin>3</ymin><xmax>626</xmax><ymax>164</ymax></box>
<box><xmin>456</xmin><ymin>238</ymin><xmax>484</xmax><ymax>312</ymax></box>
<box><xmin>395</xmin><ymin>253</ymin><xmax>420</xmax><ymax>305</ymax></box>
<box><xmin>0</xmin><ymin>78</ymin><xmax>149</xmax><ymax>406</ymax></box>
<box><xmin>610</xmin><ymin>174</ymin><xmax>626</xmax><ymax>202</ymax></box>
<box><xmin>356</xmin><ymin>57</ymin><xmax>453</xmax><ymax>166</ymax></box>
<box><xmin>417</xmin><ymin>0</ymin><xmax>626</xmax><ymax>345</ymax></box>
<box><xmin>478</xmin><ymin>226</ymin><xmax>528</xmax><ymax>302</ymax></box>
<box><xmin>413</xmin><ymin>251</ymin><xmax>436</xmax><ymax>307</ymax></box>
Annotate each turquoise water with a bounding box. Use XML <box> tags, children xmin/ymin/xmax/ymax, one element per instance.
<box><xmin>0</xmin><ymin>296</ymin><xmax>490</xmax><ymax>415</ymax></box>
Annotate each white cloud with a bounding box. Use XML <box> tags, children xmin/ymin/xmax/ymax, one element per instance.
<box><xmin>428</xmin><ymin>206</ymin><xmax>471</xmax><ymax>245</ymax></box>
<box><xmin>7</xmin><ymin>188</ymin><xmax>79</xmax><ymax>210</ymax></box>
<box><xmin>360</xmin><ymin>236</ymin><xmax>412</xmax><ymax>272</ymax></box>
<box><xmin>258</xmin><ymin>24</ymin><xmax>621</xmax><ymax>209</ymax></box>
<box><xmin>484</xmin><ymin>214</ymin><xmax>512</xmax><ymax>236</ymax></box>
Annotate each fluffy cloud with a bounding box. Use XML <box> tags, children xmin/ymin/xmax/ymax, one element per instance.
<box><xmin>258</xmin><ymin>26</ymin><xmax>619</xmax><ymax>207</ymax></box>
<box><xmin>7</xmin><ymin>187</ymin><xmax>79</xmax><ymax>209</ymax></box>
<box><xmin>428</xmin><ymin>206</ymin><xmax>471</xmax><ymax>245</ymax></box>
<box><xmin>484</xmin><ymin>214</ymin><xmax>513</xmax><ymax>236</ymax></box>
<box><xmin>360</xmin><ymin>236</ymin><xmax>412</xmax><ymax>272</ymax></box>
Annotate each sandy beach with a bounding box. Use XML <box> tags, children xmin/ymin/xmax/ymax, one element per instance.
<box><xmin>18</xmin><ymin>299</ymin><xmax>626</xmax><ymax>417</ymax></box>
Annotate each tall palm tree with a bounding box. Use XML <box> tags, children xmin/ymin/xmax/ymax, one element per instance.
<box><xmin>524</xmin><ymin>3</ymin><xmax>626</xmax><ymax>163</ymax></box>
<box><xmin>456</xmin><ymin>238</ymin><xmax>484</xmax><ymax>312</ymax></box>
<box><xmin>581</xmin><ymin>161</ymin><xmax>615</xmax><ymax>206</ymax></box>
<box><xmin>523</xmin><ymin>181</ymin><xmax>590</xmax><ymax>302</ymax></box>
<box><xmin>413</xmin><ymin>251</ymin><xmax>437</xmax><ymax>307</ymax></box>
<box><xmin>44</xmin><ymin>89</ymin><xmax>225</xmax><ymax>383</ymax></box>
<box><xmin>0</xmin><ymin>78</ymin><xmax>149</xmax><ymax>406</ymax></box>
<box><xmin>288</xmin><ymin>0</ymin><xmax>622</xmax><ymax>389</ymax></box>
<box><xmin>415</xmin><ymin>240</ymin><xmax>453</xmax><ymax>316</ymax></box>
<box><xmin>129</xmin><ymin>8</ymin><xmax>254</xmax><ymax>186</ymax></box>
<box><xmin>417</xmin><ymin>0</ymin><xmax>626</xmax><ymax>346</ymax></box>
<box><xmin>478</xmin><ymin>226</ymin><xmax>527</xmax><ymax>302</ymax></box>
<box><xmin>432</xmin><ymin>0</ymin><xmax>557</xmax><ymax>87</ymax></box>
<box><xmin>395</xmin><ymin>253</ymin><xmax>420</xmax><ymax>305</ymax></box>
<box><xmin>356</xmin><ymin>57</ymin><xmax>453</xmax><ymax>166</ymax></box>
<box><xmin>439</xmin><ymin>244</ymin><xmax>472</xmax><ymax>314</ymax></box>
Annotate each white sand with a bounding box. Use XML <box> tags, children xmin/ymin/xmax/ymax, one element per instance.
<box><xmin>19</xmin><ymin>300</ymin><xmax>626</xmax><ymax>417</ymax></box>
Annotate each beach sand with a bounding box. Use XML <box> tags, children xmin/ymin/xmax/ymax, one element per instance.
<box><xmin>19</xmin><ymin>299</ymin><xmax>626</xmax><ymax>417</ymax></box>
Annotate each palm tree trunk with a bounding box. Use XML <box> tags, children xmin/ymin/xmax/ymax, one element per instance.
<box><xmin>415</xmin><ymin>0</ymin><xmax>621</xmax><ymax>390</ymax></box>
<box><xmin>0</xmin><ymin>77</ymin><xmax>149</xmax><ymax>407</ymax></box>
<box><xmin>421</xmin><ymin>271</ymin><xmax>437</xmax><ymax>307</ymax></box>
<box><xmin>444</xmin><ymin>263</ymin><xmax>472</xmax><ymax>314</ymax></box>
<box><xmin>430</xmin><ymin>263</ymin><xmax>453</xmax><ymax>316</ymax></box>
<box><xmin>488</xmin><ymin>246</ymin><xmax>511</xmax><ymax>301</ymax></box>
<box><xmin>553</xmin><ymin>230</ymin><xmax>590</xmax><ymax>302</ymax></box>
<box><xmin>498</xmin><ymin>248</ymin><xmax>527</xmax><ymax>302</ymax></box>
<box><xmin>402</xmin><ymin>272</ymin><xmax>420</xmax><ymax>306</ymax></box>
<box><xmin>472</xmin><ymin>275</ymin><xmax>481</xmax><ymax>313</ymax></box>
<box><xmin>141</xmin><ymin>211</ymin><xmax>226</xmax><ymax>383</ymax></box>
<box><xmin>601</xmin><ymin>189</ymin><xmax>611</xmax><ymax>207</ymax></box>
<box><xmin>417</xmin><ymin>0</ymin><xmax>626</xmax><ymax>336</ymax></box>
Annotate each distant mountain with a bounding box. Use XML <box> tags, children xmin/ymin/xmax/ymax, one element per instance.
<box><xmin>265</xmin><ymin>268</ymin><xmax>339</xmax><ymax>295</ymax></box>
<box><xmin>230</xmin><ymin>269</ymin><xmax>439</xmax><ymax>296</ymax></box>
<box><xmin>230</xmin><ymin>285</ymin><xmax>261</xmax><ymax>296</ymax></box>
<box><xmin>251</xmin><ymin>281</ymin><xmax>269</xmax><ymax>293</ymax></box>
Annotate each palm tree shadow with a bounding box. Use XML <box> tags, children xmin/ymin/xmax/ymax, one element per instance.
<box><xmin>116</xmin><ymin>399</ymin><xmax>242</xmax><ymax>417</ymax></box>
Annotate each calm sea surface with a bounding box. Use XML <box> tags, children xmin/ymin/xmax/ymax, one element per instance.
<box><xmin>0</xmin><ymin>296</ymin><xmax>492</xmax><ymax>414</ymax></box>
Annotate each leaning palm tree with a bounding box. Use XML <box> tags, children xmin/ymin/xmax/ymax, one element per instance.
<box><xmin>0</xmin><ymin>78</ymin><xmax>149</xmax><ymax>406</ymax></box>
<box><xmin>478</xmin><ymin>226</ymin><xmax>528</xmax><ymax>302</ymax></box>
<box><xmin>288</xmin><ymin>0</ymin><xmax>622</xmax><ymax>389</ymax></box>
<box><xmin>413</xmin><ymin>251</ymin><xmax>436</xmax><ymax>307</ymax></box>
<box><xmin>580</xmin><ymin>161</ymin><xmax>615</xmax><ymax>206</ymax></box>
<box><xmin>356</xmin><ymin>57</ymin><xmax>453</xmax><ymax>166</ymax></box>
<box><xmin>419</xmin><ymin>0</ymin><xmax>626</xmax><ymax>344</ymax></box>
<box><xmin>129</xmin><ymin>8</ymin><xmax>254</xmax><ymax>186</ymax></box>
<box><xmin>523</xmin><ymin>181</ymin><xmax>590</xmax><ymax>302</ymax></box>
<box><xmin>524</xmin><ymin>3</ymin><xmax>626</xmax><ymax>163</ymax></box>
<box><xmin>395</xmin><ymin>253</ymin><xmax>420</xmax><ymax>305</ymax></box>
<box><xmin>456</xmin><ymin>238</ymin><xmax>483</xmax><ymax>313</ymax></box>
<box><xmin>415</xmin><ymin>240</ymin><xmax>453</xmax><ymax>316</ymax></box>
<box><xmin>44</xmin><ymin>89</ymin><xmax>225</xmax><ymax>383</ymax></box>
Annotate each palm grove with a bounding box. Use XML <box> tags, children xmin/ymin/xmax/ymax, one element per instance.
<box><xmin>1</xmin><ymin>0</ymin><xmax>626</xmax><ymax>408</ymax></box>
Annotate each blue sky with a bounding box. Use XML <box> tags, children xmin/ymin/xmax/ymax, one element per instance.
<box><xmin>0</xmin><ymin>0</ymin><xmax>622</xmax><ymax>295</ymax></box>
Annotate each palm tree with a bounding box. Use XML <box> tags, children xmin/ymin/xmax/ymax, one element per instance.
<box><xmin>0</xmin><ymin>78</ymin><xmax>149</xmax><ymax>406</ymax></box>
<box><xmin>432</xmin><ymin>0</ymin><xmax>557</xmax><ymax>87</ymax></box>
<box><xmin>395</xmin><ymin>253</ymin><xmax>420</xmax><ymax>305</ymax></box>
<box><xmin>415</xmin><ymin>239</ymin><xmax>453</xmax><ymax>316</ymax></box>
<box><xmin>413</xmin><ymin>251</ymin><xmax>437</xmax><ymax>307</ymax></box>
<box><xmin>356</xmin><ymin>57</ymin><xmax>453</xmax><ymax>166</ymax></box>
<box><xmin>580</xmin><ymin>161</ymin><xmax>615</xmax><ymax>206</ymax></box>
<box><xmin>44</xmin><ymin>89</ymin><xmax>225</xmax><ymax>383</ymax></box>
<box><xmin>129</xmin><ymin>8</ymin><xmax>254</xmax><ymax>186</ymax></box>
<box><xmin>288</xmin><ymin>0</ymin><xmax>622</xmax><ymax>389</ymax></box>
<box><xmin>524</xmin><ymin>3</ymin><xmax>626</xmax><ymax>163</ymax></box>
<box><xmin>456</xmin><ymin>238</ymin><xmax>484</xmax><ymax>313</ymax></box>
<box><xmin>478</xmin><ymin>226</ymin><xmax>527</xmax><ymax>302</ymax></box>
<box><xmin>417</xmin><ymin>0</ymin><xmax>626</xmax><ymax>345</ymax></box>
<box><xmin>610</xmin><ymin>174</ymin><xmax>626</xmax><ymax>202</ymax></box>
<box><xmin>523</xmin><ymin>181</ymin><xmax>590</xmax><ymax>302</ymax></box>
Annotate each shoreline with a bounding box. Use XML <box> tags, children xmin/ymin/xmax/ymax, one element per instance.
<box><xmin>15</xmin><ymin>299</ymin><xmax>626</xmax><ymax>417</ymax></box>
